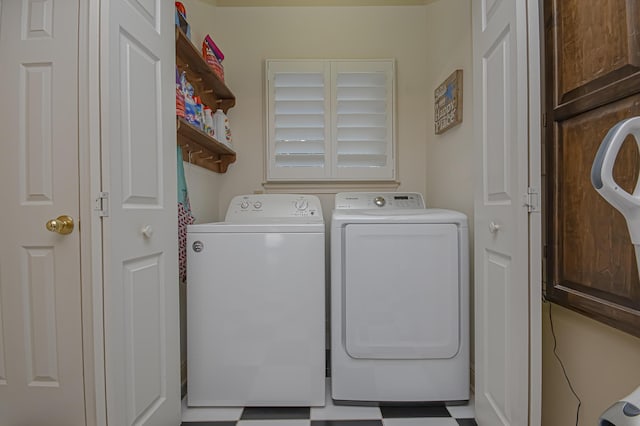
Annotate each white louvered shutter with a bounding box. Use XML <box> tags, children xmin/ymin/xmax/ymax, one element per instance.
<box><xmin>266</xmin><ymin>60</ymin><xmax>395</xmax><ymax>181</ymax></box>
<box><xmin>332</xmin><ymin>61</ymin><xmax>395</xmax><ymax>180</ymax></box>
<box><xmin>267</xmin><ymin>61</ymin><xmax>331</xmax><ymax>180</ymax></box>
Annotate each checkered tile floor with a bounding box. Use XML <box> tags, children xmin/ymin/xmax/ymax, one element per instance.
<box><xmin>181</xmin><ymin>381</ymin><xmax>476</xmax><ymax>426</ymax></box>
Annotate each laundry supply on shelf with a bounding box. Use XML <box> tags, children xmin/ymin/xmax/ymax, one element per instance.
<box><xmin>194</xmin><ymin>96</ymin><xmax>205</xmax><ymax>131</ymax></box>
<box><xmin>203</xmin><ymin>106</ymin><xmax>214</xmax><ymax>137</ymax></box>
<box><xmin>176</xmin><ymin>67</ymin><xmax>185</xmax><ymax>118</ymax></box>
<box><xmin>202</xmin><ymin>34</ymin><xmax>225</xmax><ymax>81</ymax></box>
<box><xmin>212</xmin><ymin>108</ymin><xmax>232</xmax><ymax>147</ymax></box>
<box><xmin>175</xmin><ymin>2</ymin><xmax>191</xmax><ymax>39</ymax></box>
<box><xmin>183</xmin><ymin>79</ymin><xmax>199</xmax><ymax>128</ymax></box>
<box><xmin>203</xmin><ymin>35</ymin><xmax>224</xmax><ymax>61</ymax></box>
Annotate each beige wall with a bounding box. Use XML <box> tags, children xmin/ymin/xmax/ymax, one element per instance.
<box><xmin>183</xmin><ymin>0</ymin><xmax>473</xmax><ymax>213</ymax></box>
<box><xmin>424</xmin><ymin>1</ymin><xmax>473</xmax><ymax>219</ymax></box>
<box><xmin>208</xmin><ymin>4</ymin><xmax>430</xmax><ymax>213</ymax></box>
<box><xmin>182</xmin><ymin>0</ymin><xmax>446</xmax><ymax>215</ymax></box>
<box><xmin>542</xmin><ymin>303</ymin><xmax>640</xmax><ymax>425</ymax></box>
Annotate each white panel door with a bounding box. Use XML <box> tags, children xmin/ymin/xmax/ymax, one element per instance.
<box><xmin>472</xmin><ymin>0</ymin><xmax>533</xmax><ymax>424</ymax></box>
<box><xmin>0</xmin><ymin>0</ymin><xmax>85</xmax><ymax>424</ymax></box>
<box><xmin>101</xmin><ymin>0</ymin><xmax>180</xmax><ymax>424</ymax></box>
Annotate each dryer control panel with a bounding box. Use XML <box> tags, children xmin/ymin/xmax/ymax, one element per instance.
<box><xmin>225</xmin><ymin>194</ymin><xmax>323</xmax><ymax>220</ymax></box>
<box><xmin>334</xmin><ymin>192</ymin><xmax>425</xmax><ymax>210</ymax></box>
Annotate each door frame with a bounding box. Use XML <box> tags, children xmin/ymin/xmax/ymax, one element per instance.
<box><xmin>78</xmin><ymin>1</ymin><xmax>107</xmax><ymax>425</ymax></box>
<box><xmin>527</xmin><ymin>0</ymin><xmax>543</xmax><ymax>424</ymax></box>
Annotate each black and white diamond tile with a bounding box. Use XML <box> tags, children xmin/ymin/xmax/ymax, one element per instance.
<box><xmin>181</xmin><ymin>381</ymin><xmax>476</xmax><ymax>426</ymax></box>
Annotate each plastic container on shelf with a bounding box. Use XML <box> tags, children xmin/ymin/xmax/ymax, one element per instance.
<box><xmin>176</xmin><ymin>67</ymin><xmax>185</xmax><ymax>118</ymax></box>
<box><xmin>175</xmin><ymin>2</ymin><xmax>191</xmax><ymax>39</ymax></box>
<box><xmin>212</xmin><ymin>108</ymin><xmax>232</xmax><ymax>147</ymax></box>
<box><xmin>202</xmin><ymin>35</ymin><xmax>225</xmax><ymax>82</ymax></box>
<box><xmin>194</xmin><ymin>96</ymin><xmax>204</xmax><ymax>130</ymax></box>
<box><xmin>203</xmin><ymin>106</ymin><xmax>214</xmax><ymax>137</ymax></box>
<box><xmin>184</xmin><ymin>82</ymin><xmax>199</xmax><ymax>128</ymax></box>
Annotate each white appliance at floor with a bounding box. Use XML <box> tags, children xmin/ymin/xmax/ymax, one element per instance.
<box><xmin>187</xmin><ymin>194</ymin><xmax>325</xmax><ymax>407</ymax></box>
<box><xmin>331</xmin><ymin>192</ymin><xmax>469</xmax><ymax>404</ymax></box>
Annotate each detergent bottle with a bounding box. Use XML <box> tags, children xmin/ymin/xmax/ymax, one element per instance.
<box><xmin>213</xmin><ymin>108</ymin><xmax>232</xmax><ymax>147</ymax></box>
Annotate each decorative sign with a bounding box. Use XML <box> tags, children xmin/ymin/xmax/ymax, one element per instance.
<box><xmin>434</xmin><ymin>69</ymin><xmax>463</xmax><ymax>134</ymax></box>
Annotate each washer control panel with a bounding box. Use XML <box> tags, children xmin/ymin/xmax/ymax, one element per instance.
<box><xmin>334</xmin><ymin>192</ymin><xmax>425</xmax><ymax>210</ymax></box>
<box><xmin>225</xmin><ymin>194</ymin><xmax>323</xmax><ymax>220</ymax></box>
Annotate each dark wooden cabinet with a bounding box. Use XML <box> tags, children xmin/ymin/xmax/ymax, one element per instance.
<box><xmin>544</xmin><ymin>0</ymin><xmax>640</xmax><ymax>336</ymax></box>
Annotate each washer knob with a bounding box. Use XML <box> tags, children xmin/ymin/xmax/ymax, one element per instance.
<box><xmin>240</xmin><ymin>201</ymin><xmax>249</xmax><ymax>209</ymax></box>
<box><xmin>253</xmin><ymin>201</ymin><xmax>262</xmax><ymax>209</ymax></box>
<box><xmin>295</xmin><ymin>199</ymin><xmax>309</xmax><ymax>210</ymax></box>
<box><xmin>374</xmin><ymin>196</ymin><xmax>386</xmax><ymax>207</ymax></box>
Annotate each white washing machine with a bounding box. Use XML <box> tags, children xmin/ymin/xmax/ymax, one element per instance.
<box><xmin>187</xmin><ymin>194</ymin><xmax>325</xmax><ymax>407</ymax></box>
<box><xmin>331</xmin><ymin>192</ymin><xmax>469</xmax><ymax>404</ymax></box>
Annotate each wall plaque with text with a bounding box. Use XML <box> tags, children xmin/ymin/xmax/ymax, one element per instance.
<box><xmin>434</xmin><ymin>69</ymin><xmax>463</xmax><ymax>135</ymax></box>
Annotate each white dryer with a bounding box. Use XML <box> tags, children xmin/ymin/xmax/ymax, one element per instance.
<box><xmin>331</xmin><ymin>192</ymin><xmax>469</xmax><ymax>404</ymax></box>
<box><xmin>187</xmin><ymin>194</ymin><xmax>325</xmax><ymax>407</ymax></box>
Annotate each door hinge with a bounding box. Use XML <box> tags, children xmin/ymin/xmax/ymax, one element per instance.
<box><xmin>543</xmin><ymin>112</ymin><xmax>547</xmax><ymax>128</ymax></box>
<box><xmin>95</xmin><ymin>192</ymin><xmax>109</xmax><ymax>217</ymax></box>
<box><xmin>524</xmin><ymin>187</ymin><xmax>540</xmax><ymax>213</ymax></box>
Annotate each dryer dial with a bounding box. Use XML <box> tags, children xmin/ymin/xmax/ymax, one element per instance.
<box><xmin>374</xmin><ymin>196</ymin><xmax>386</xmax><ymax>207</ymax></box>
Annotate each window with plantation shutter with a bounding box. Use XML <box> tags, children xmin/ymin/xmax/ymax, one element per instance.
<box><xmin>266</xmin><ymin>60</ymin><xmax>395</xmax><ymax>181</ymax></box>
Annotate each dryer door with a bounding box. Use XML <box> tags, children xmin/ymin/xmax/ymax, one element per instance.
<box><xmin>343</xmin><ymin>223</ymin><xmax>460</xmax><ymax>359</ymax></box>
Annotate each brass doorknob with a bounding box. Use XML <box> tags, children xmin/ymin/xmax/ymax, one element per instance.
<box><xmin>46</xmin><ymin>215</ymin><xmax>74</xmax><ymax>235</ymax></box>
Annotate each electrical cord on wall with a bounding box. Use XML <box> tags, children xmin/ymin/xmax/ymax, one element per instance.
<box><xmin>545</xmin><ymin>297</ymin><xmax>582</xmax><ymax>426</ymax></box>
